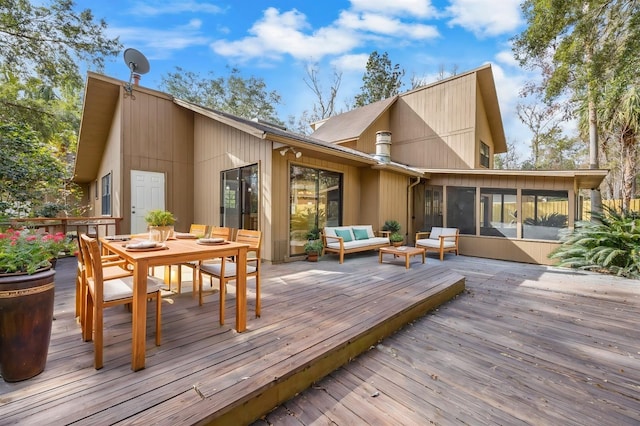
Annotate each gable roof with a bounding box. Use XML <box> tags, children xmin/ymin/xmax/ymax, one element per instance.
<box><xmin>310</xmin><ymin>96</ymin><xmax>397</xmax><ymax>144</ymax></box>
<box><xmin>74</xmin><ymin>73</ymin><xmax>425</xmax><ymax>183</ymax></box>
<box><xmin>311</xmin><ymin>64</ymin><xmax>507</xmax><ymax>154</ymax></box>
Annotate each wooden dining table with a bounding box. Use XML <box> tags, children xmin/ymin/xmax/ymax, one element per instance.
<box><xmin>101</xmin><ymin>237</ymin><xmax>249</xmax><ymax>371</ymax></box>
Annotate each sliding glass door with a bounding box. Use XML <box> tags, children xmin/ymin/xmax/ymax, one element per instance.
<box><xmin>220</xmin><ymin>164</ymin><xmax>258</xmax><ymax>230</ymax></box>
<box><xmin>289</xmin><ymin>165</ymin><xmax>342</xmax><ymax>256</ymax></box>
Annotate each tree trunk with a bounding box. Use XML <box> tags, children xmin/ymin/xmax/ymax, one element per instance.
<box><xmin>621</xmin><ymin>128</ymin><xmax>637</xmax><ymax>212</ymax></box>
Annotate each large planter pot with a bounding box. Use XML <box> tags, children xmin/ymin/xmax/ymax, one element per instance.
<box><xmin>0</xmin><ymin>268</ymin><xmax>55</xmax><ymax>382</ymax></box>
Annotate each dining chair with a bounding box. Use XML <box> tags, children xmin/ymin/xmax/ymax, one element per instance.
<box><xmin>80</xmin><ymin>234</ymin><xmax>163</xmax><ymax>370</ymax></box>
<box><xmin>172</xmin><ymin>223</ymin><xmax>210</xmax><ymax>294</ymax></box>
<box><xmin>75</xmin><ymin>237</ymin><xmax>133</xmax><ymax>329</ymax></box>
<box><xmin>198</xmin><ymin>229</ymin><xmax>262</xmax><ymax>325</ymax></box>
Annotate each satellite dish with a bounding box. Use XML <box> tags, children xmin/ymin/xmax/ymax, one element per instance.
<box><xmin>123</xmin><ymin>48</ymin><xmax>150</xmax><ymax>95</ymax></box>
<box><xmin>123</xmin><ymin>48</ymin><xmax>150</xmax><ymax>75</ymax></box>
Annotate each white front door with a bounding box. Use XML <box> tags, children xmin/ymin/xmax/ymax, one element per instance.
<box><xmin>130</xmin><ymin>170</ymin><xmax>165</xmax><ymax>234</ymax></box>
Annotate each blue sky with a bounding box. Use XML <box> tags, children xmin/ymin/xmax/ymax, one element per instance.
<box><xmin>83</xmin><ymin>0</ymin><xmax>535</xmax><ymax>154</ymax></box>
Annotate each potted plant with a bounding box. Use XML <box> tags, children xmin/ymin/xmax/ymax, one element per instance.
<box><xmin>144</xmin><ymin>209</ymin><xmax>176</xmax><ymax>242</ymax></box>
<box><xmin>382</xmin><ymin>220</ymin><xmax>403</xmax><ymax>246</ymax></box>
<box><xmin>0</xmin><ymin>228</ymin><xmax>73</xmax><ymax>382</ymax></box>
<box><xmin>304</xmin><ymin>240</ymin><xmax>324</xmax><ymax>262</ymax></box>
<box><xmin>389</xmin><ymin>232</ymin><xmax>404</xmax><ymax>247</ymax></box>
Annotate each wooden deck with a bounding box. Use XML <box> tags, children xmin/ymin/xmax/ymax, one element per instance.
<box><xmin>2</xmin><ymin>252</ymin><xmax>639</xmax><ymax>425</ymax></box>
<box><xmin>0</xmin><ymin>251</ymin><xmax>464</xmax><ymax>425</ymax></box>
<box><xmin>259</xmin><ymin>255</ymin><xmax>640</xmax><ymax>426</ymax></box>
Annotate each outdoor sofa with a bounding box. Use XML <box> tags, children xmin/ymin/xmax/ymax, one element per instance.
<box><xmin>322</xmin><ymin>225</ymin><xmax>390</xmax><ymax>264</ymax></box>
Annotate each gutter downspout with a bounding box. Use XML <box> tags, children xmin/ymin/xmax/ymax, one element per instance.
<box><xmin>407</xmin><ymin>177</ymin><xmax>421</xmax><ymax>243</ymax></box>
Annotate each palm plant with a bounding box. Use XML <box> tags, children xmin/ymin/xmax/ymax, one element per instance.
<box><xmin>549</xmin><ymin>207</ymin><xmax>640</xmax><ymax>278</ymax></box>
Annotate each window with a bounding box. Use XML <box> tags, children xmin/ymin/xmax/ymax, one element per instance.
<box><xmin>521</xmin><ymin>190</ymin><xmax>568</xmax><ymax>240</ymax></box>
<box><xmin>480</xmin><ymin>141</ymin><xmax>490</xmax><ymax>168</ymax></box>
<box><xmin>480</xmin><ymin>188</ymin><xmax>516</xmax><ymax>238</ymax></box>
<box><xmin>446</xmin><ymin>186</ymin><xmax>476</xmax><ymax>235</ymax></box>
<box><xmin>289</xmin><ymin>165</ymin><xmax>342</xmax><ymax>256</ymax></box>
<box><xmin>101</xmin><ymin>173</ymin><xmax>111</xmax><ymax>215</ymax></box>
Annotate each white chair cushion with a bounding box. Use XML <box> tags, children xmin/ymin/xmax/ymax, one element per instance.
<box><xmin>200</xmin><ymin>262</ymin><xmax>257</xmax><ymax>278</ymax></box>
<box><xmin>102</xmin><ymin>275</ymin><xmax>162</xmax><ymax>302</ymax></box>
<box><xmin>416</xmin><ymin>239</ymin><xmax>457</xmax><ymax>249</ymax></box>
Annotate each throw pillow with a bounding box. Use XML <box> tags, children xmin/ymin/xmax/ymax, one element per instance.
<box><xmin>353</xmin><ymin>228</ymin><xmax>369</xmax><ymax>240</ymax></box>
<box><xmin>335</xmin><ymin>229</ymin><xmax>353</xmax><ymax>242</ymax></box>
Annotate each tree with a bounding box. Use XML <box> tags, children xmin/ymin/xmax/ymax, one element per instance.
<box><xmin>598</xmin><ymin>75</ymin><xmax>640</xmax><ymax>210</ymax></box>
<box><xmin>303</xmin><ymin>62</ymin><xmax>342</xmax><ymax>121</ymax></box>
<box><xmin>160</xmin><ymin>66</ymin><xmax>283</xmax><ymax>124</ymax></box>
<box><xmin>494</xmin><ymin>139</ymin><xmax>522</xmax><ymax>170</ymax></box>
<box><xmin>0</xmin><ymin>1</ymin><xmax>120</xmax><ymax>217</ymax></box>
<box><xmin>0</xmin><ymin>0</ymin><xmax>121</xmax><ymax>89</ymax></box>
<box><xmin>353</xmin><ymin>51</ymin><xmax>405</xmax><ymax>107</ymax></box>
<box><xmin>0</xmin><ymin>123</ymin><xmax>65</xmax><ymax>217</ymax></box>
<box><xmin>512</xmin><ymin>1</ymin><xmax>640</xmax><ymax>212</ymax></box>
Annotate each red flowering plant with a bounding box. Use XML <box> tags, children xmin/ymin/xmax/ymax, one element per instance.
<box><xmin>0</xmin><ymin>228</ymin><xmax>75</xmax><ymax>275</ymax></box>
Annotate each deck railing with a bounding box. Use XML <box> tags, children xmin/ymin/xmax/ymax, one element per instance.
<box><xmin>2</xmin><ymin>217</ymin><xmax>123</xmax><ymax>237</ymax></box>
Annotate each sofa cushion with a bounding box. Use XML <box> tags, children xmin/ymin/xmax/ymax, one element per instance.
<box><xmin>326</xmin><ymin>237</ymin><xmax>389</xmax><ymax>250</ymax></box>
<box><xmin>324</xmin><ymin>226</ymin><xmax>351</xmax><ymax>238</ymax></box>
<box><xmin>335</xmin><ymin>229</ymin><xmax>353</xmax><ymax>242</ymax></box>
<box><xmin>352</xmin><ymin>225</ymin><xmax>375</xmax><ymax>239</ymax></box>
<box><xmin>353</xmin><ymin>228</ymin><xmax>369</xmax><ymax>240</ymax></box>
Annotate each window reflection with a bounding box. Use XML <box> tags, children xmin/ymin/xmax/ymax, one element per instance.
<box><xmin>522</xmin><ymin>190</ymin><xmax>568</xmax><ymax>240</ymax></box>
<box><xmin>480</xmin><ymin>188</ymin><xmax>516</xmax><ymax>238</ymax></box>
<box><xmin>289</xmin><ymin>165</ymin><xmax>342</xmax><ymax>256</ymax></box>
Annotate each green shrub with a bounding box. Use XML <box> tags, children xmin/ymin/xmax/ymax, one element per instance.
<box><xmin>549</xmin><ymin>208</ymin><xmax>640</xmax><ymax>278</ymax></box>
<box><xmin>382</xmin><ymin>220</ymin><xmax>401</xmax><ymax>233</ymax></box>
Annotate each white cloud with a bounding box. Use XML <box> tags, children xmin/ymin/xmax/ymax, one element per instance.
<box><xmin>128</xmin><ymin>1</ymin><xmax>225</xmax><ymax>16</ymax></box>
<box><xmin>349</xmin><ymin>0</ymin><xmax>438</xmax><ymax>18</ymax></box>
<box><xmin>495</xmin><ymin>49</ymin><xmax>519</xmax><ymax>68</ymax></box>
<box><xmin>337</xmin><ymin>12</ymin><xmax>439</xmax><ymax>40</ymax></box>
<box><xmin>446</xmin><ymin>0</ymin><xmax>522</xmax><ymax>37</ymax></box>
<box><xmin>211</xmin><ymin>8</ymin><xmax>360</xmax><ymax>62</ymax></box>
<box><xmin>330</xmin><ymin>53</ymin><xmax>371</xmax><ymax>72</ymax></box>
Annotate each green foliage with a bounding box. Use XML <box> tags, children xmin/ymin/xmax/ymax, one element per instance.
<box><xmin>36</xmin><ymin>202</ymin><xmax>64</xmax><ymax>218</ymax></box>
<box><xmin>303</xmin><ymin>239</ymin><xmax>323</xmax><ymax>254</ymax></box>
<box><xmin>144</xmin><ymin>210</ymin><xmax>176</xmax><ymax>226</ymax></box>
<box><xmin>0</xmin><ymin>0</ymin><xmax>121</xmax><ymax>89</ymax></box>
<box><xmin>305</xmin><ymin>227</ymin><xmax>320</xmax><ymax>241</ymax></box>
<box><xmin>354</xmin><ymin>51</ymin><xmax>405</xmax><ymax>108</ymax></box>
<box><xmin>0</xmin><ymin>123</ymin><xmax>65</xmax><ymax>216</ymax></box>
<box><xmin>389</xmin><ymin>232</ymin><xmax>404</xmax><ymax>243</ymax></box>
<box><xmin>550</xmin><ymin>208</ymin><xmax>640</xmax><ymax>278</ymax></box>
<box><xmin>524</xmin><ymin>213</ymin><xmax>568</xmax><ymax>227</ymax></box>
<box><xmin>0</xmin><ymin>228</ymin><xmax>75</xmax><ymax>274</ymax></box>
<box><xmin>160</xmin><ymin>66</ymin><xmax>283</xmax><ymax>124</ymax></box>
<box><xmin>0</xmin><ymin>2</ymin><xmax>118</xmax><ymax>217</ymax></box>
<box><xmin>382</xmin><ymin>220</ymin><xmax>401</xmax><ymax>233</ymax></box>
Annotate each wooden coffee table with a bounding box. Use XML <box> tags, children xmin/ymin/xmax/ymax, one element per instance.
<box><xmin>379</xmin><ymin>246</ymin><xmax>426</xmax><ymax>269</ymax></box>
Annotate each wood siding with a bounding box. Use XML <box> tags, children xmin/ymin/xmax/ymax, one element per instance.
<box><xmin>355</xmin><ymin>111</ymin><xmax>391</xmax><ymax>155</ymax></box>
<box><xmin>475</xmin><ymin>84</ymin><xmax>494</xmax><ymax>168</ymax></box>
<box><xmin>96</xmin><ymin>89</ymin><xmax>197</xmax><ymax>234</ymax></box>
<box><xmin>390</xmin><ymin>73</ymin><xmax>478</xmax><ymax>169</ymax></box>
<box><xmin>192</xmin><ymin>116</ymin><xmax>271</xmax><ymax>257</ymax></box>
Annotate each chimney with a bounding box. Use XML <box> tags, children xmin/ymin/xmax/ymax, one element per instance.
<box><xmin>374</xmin><ymin>131</ymin><xmax>391</xmax><ymax>163</ymax></box>
<box><xmin>133</xmin><ymin>74</ymin><xmax>141</xmax><ymax>86</ymax></box>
